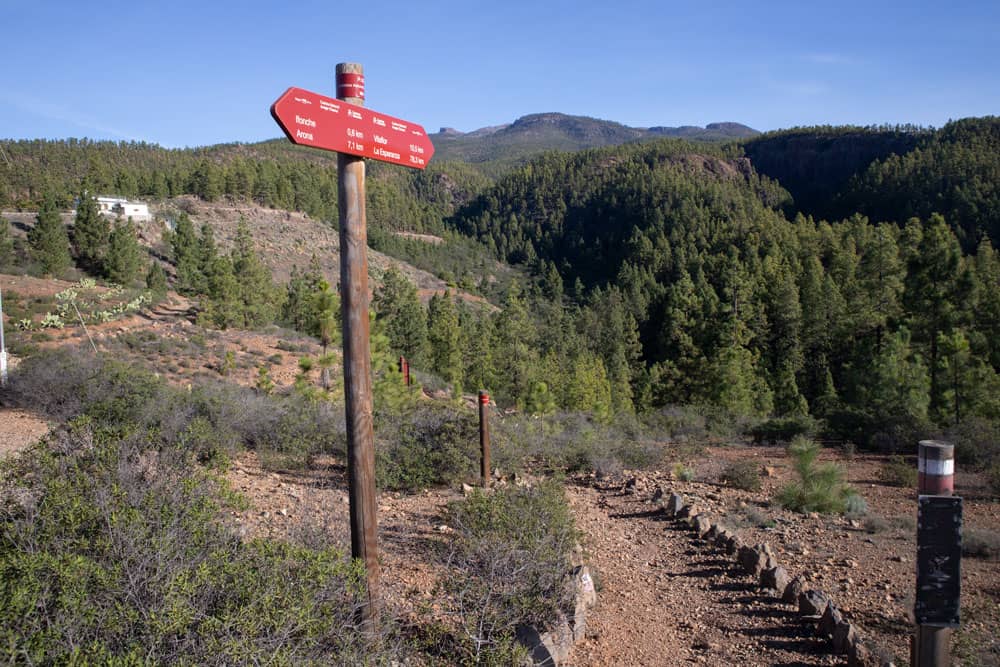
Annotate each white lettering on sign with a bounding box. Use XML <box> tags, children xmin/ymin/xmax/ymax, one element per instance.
<box><xmin>409</xmin><ymin>154</ymin><xmax>425</xmax><ymax>166</ymax></box>
<box><xmin>348</xmin><ymin>109</ymin><xmax>362</xmax><ymax>120</ymax></box>
<box><xmin>319</xmin><ymin>100</ymin><xmax>341</xmax><ymax>113</ymax></box>
<box><xmin>374</xmin><ymin>134</ymin><xmax>388</xmax><ymax>145</ymax></box>
<box><xmin>347</xmin><ymin>128</ymin><xmax>365</xmax><ymax>139</ymax></box>
<box><xmin>294</xmin><ymin>96</ymin><xmax>312</xmax><ymax>105</ymax></box>
<box><xmin>372</xmin><ymin>116</ymin><xmax>386</xmax><ymax>127</ymax></box>
<box><xmin>409</xmin><ymin>144</ymin><xmax>425</xmax><ymax>154</ymax></box>
<box><xmin>296</xmin><ymin>129</ymin><xmax>314</xmax><ymax>141</ymax></box>
<box><xmin>295</xmin><ymin>115</ymin><xmax>316</xmax><ymax>128</ymax></box>
<box><xmin>410</xmin><ymin>129</ymin><xmax>425</xmax><ymax>136</ymax></box>
<box><xmin>347</xmin><ymin>140</ymin><xmax>364</xmax><ymax>152</ymax></box>
<box><xmin>391</xmin><ymin>121</ymin><xmax>407</xmax><ymax>132</ymax></box>
<box><xmin>373</xmin><ymin>146</ymin><xmax>401</xmax><ymax>160</ymax></box>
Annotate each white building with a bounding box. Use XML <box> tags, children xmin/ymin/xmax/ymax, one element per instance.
<box><xmin>94</xmin><ymin>196</ymin><xmax>152</xmax><ymax>222</ymax></box>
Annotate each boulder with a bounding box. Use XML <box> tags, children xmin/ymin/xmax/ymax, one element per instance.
<box><xmin>798</xmin><ymin>589</ymin><xmax>831</xmax><ymax>618</ymax></box>
<box><xmin>694</xmin><ymin>515</ymin><xmax>712</xmax><ymax>537</ymax></box>
<box><xmin>738</xmin><ymin>544</ymin><xmax>776</xmax><ymax>577</ymax></box>
<box><xmin>760</xmin><ymin>566</ymin><xmax>790</xmax><ymax>594</ymax></box>
<box><xmin>847</xmin><ymin>639</ymin><xmax>879</xmax><ymax>667</ymax></box>
<box><xmin>832</xmin><ymin>620</ymin><xmax>858</xmax><ymax>654</ymax></box>
<box><xmin>517</xmin><ymin>620</ymin><xmax>573</xmax><ymax>666</ymax></box>
<box><xmin>819</xmin><ymin>603</ymin><xmax>843</xmax><ymax>637</ymax></box>
<box><xmin>782</xmin><ymin>575</ymin><xmax>806</xmax><ymax>604</ymax></box>
<box><xmin>651</xmin><ymin>486</ymin><xmax>664</xmax><ymax>503</ymax></box>
<box><xmin>676</xmin><ymin>504</ymin><xmax>694</xmax><ymax>519</ymax></box>
<box><xmin>571</xmin><ymin>565</ymin><xmax>597</xmax><ymax>641</ymax></box>
<box><xmin>666</xmin><ymin>493</ymin><xmax>684</xmax><ymax>516</ymax></box>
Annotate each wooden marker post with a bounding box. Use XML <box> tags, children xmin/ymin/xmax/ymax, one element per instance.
<box><xmin>913</xmin><ymin>440</ymin><xmax>961</xmax><ymax>667</ymax></box>
<box><xmin>269</xmin><ymin>59</ymin><xmax>434</xmax><ymax>635</ymax></box>
<box><xmin>0</xmin><ymin>288</ymin><xmax>8</xmax><ymax>387</ymax></box>
<box><xmin>336</xmin><ymin>62</ymin><xmax>380</xmax><ymax>629</ymax></box>
<box><xmin>479</xmin><ymin>390</ymin><xmax>491</xmax><ymax>487</ymax></box>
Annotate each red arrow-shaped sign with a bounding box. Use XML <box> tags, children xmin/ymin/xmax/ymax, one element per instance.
<box><xmin>271</xmin><ymin>86</ymin><xmax>434</xmax><ymax>169</ymax></box>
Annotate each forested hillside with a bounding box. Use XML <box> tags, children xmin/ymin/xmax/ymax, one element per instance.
<box><xmin>0</xmin><ymin>138</ymin><xmax>487</xmax><ymax>235</ymax></box>
<box><xmin>4</xmin><ymin>117</ymin><xmax>1000</xmax><ymax>456</ymax></box>
<box><xmin>446</xmin><ymin>132</ymin><xmax>1000</xmax><ymax>454</ymax></box>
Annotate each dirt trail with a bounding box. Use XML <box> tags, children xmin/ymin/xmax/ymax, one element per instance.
<box><xmin>567</xmin><ymin>479</ymin><xmax>839</xmax><ymax>666</ymax></box>
<box><xmin>0</xmin><ymin>408</ymin><xmax>49</xmax><ymax>458</ymax></box>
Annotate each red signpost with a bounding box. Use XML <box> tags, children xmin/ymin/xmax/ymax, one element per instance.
<box><xmin>271</xmin><ymin>64</ymin><xmax>433</xmax><ymax>632</ymax></box>
<box><xmin>271</xmin><ymin>86</ymin><xmax>434</xmax><ymax>169</ymax></box>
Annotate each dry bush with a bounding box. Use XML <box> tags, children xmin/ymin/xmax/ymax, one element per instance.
<box><xmin>441</xmin><ymin>481</ymin><xmax>578</xmax><ymax>663</ymax></box>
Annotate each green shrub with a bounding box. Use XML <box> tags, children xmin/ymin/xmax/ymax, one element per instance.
<box><xmin>963</xmin><ymin>528</ymin><xmax>1000</xmax><ymax>559</ymax></box>
<box><xmin>493</xmin><ymin>412</ymin><xmax>663</xmax><ymax>476</ymax></box>
<box><xmin>987</xmin><ymin>463</ymin><xmax>1000</xmax><ymax>498</ymax></box>
<box><xmin>0</xmin><ymin>426</ymin><xmax>397</xmax><ymax>664</ymax></box>
<box><xmin>749</xmin><ymin>415</ymin><xmax>818</xmax><ymax>445</ymax></box>
<box><xmin>879</xmin><ymin>455</ymin><xmax>918</xmax><ymax>488</ymax></box>
<box><xmin>375</xmin><ymin>402</ymin><xmax>479</xmax><ymax>491</ymax></box>
<box><xmin>720</xmin><ymin>460</ymin><xmax>762</xmax><ymax>491</ymax></box>
<box><xmin>443</xmin><ymin>481</ymin><xmax>577</xmax><ymax>663</ymax></box>
<box><xmin>673</xmin><ymin>462</ymin><xmax>695</xmax><ymax>482</ymax></box>
<box><xmin>776</xmin><ymin>437</ymin><xmax>859</xmax><ymax>514</ymax></box>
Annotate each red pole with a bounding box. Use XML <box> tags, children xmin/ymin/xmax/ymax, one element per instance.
<box><xmin>479</xmin><ymin>390</ymin><xmax>491</xmax><ymax>488</ymax></box>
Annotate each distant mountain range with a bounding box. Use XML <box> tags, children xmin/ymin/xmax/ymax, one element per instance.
<box><xmin>429</xmin><ymin>112</ymin><xmax>758</xmax><ymax>165</ymax></box>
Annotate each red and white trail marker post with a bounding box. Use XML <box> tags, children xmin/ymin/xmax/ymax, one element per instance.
<box><xmin>913</xmin><ymin>440</ymin><xmax>962</xmax><ymax>667</ymax></box>
<box><xmin>271</xmin><ymin>63</ymin><xmax>434</xmax><ymax>630</ymax></box>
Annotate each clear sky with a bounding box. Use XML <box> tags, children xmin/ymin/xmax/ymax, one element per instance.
<box><xmin>2</xmin><ymin>0</ymin><xmax>997</xmax><ymax>148</ymax></box>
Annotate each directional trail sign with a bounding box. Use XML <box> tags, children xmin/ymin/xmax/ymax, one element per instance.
<box><xmin>271</xmin><ymin>86</ymin><xmax>434</xmax><ymax>169</ymax></box>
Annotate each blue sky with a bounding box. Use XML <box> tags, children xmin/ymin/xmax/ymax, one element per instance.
<box><xmin>2</xmin><ymin>0</ymin><xmax>997</xmax><ymax>147</ymax></box>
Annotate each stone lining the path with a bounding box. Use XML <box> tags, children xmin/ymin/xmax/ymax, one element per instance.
<box><xmin>658</xmin><ymin>487</ymin><xmax>896</xmax><ymax>667</ymax></box>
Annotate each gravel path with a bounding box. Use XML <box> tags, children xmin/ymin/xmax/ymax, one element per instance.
<box><xmin>567</xmin><ymin>481</ymin><xmax>840</xmax><ymax>666</ymax></box>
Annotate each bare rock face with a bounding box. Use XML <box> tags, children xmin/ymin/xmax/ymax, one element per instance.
<box><xmin>798</xmin><ymin>589</ymin><xmax>831</xmax><ymax>618</ymax></box>
<box><xmin>760</xmin><ymin>565</ymin><xmax>790</xmax><ymax>594</ymax></box>
<box><xmin>782</xmin><ymin>575</ymin><xmax>806</xmax><ymax>604</ymax></box>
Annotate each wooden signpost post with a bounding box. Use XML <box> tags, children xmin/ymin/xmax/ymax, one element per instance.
<box><xmin>271</xmin><ymin>63</ymin><xmax>434</xmax><ymax>628</ymax></box>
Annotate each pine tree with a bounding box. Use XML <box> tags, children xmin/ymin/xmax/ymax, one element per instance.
<box><xmin>72</xmin><ymin>191</ymin><xmax>109</xmax><ymax>271</ymax></box>
<box><xmin>314</xmin><ymin>280</ymin><xmax>341</xmax><ymax>354</ymax></box>
<box><xmin>231</xmin><ymin>219</ymin><xmax>280</xmax><ymax>327</ymax></box>
<box><xmin>282</xmin><ymin>257</ymin><xmax>325</xmax><ymax>335</ymax></box>
<box><xmin>427</xmin><ymin>290</ymin><xmax>462</xmax><ymax>394</ymax></box>
<box><xmin>459</xmin><ymin>303</ymin><xmax>495</xmax><ymax>395</ymax></box>
<box><xmin>201</xmin><ymin>255</ymin><xmax>241</xmax><ymax>329</ymax></box>
<box><xmin>373</xmin><ymin>265</ymin><xmax>428</xmax><ymax>366</ymax></box>
<box><xmin>0</xmin><ymin>216</ymin><xmax>14</xmax><ymax>267</ymax></box>
<box><xmin>28</xmin><ymin>195</ymin><xmax>72</xmax><ymax>275</ymax></box>
<box><xmin>861</xmin><ymin>327</ymin><xmax>930</xmax><ymax>422</ymax></box>
<box><xmin>491</xmin><ymin>282</ymin><xmax>537</xmax><ymax>406</ymax></box>
<box><xmin>903</xmin><ymin>215</ymin><xmax>965</xmax><ymax>423</ymax></box>
<box><xmin>146</xmin><ymin>263</ymin><xmax>168</xmax><ymax>293</ymax></box>
<box><xmin>105</xmin><ymin>218</ymin><xmax>145</xmax><ymax>285</ymax></box>
<box><xmin>171</xmin><ymin>213</ymin><xmax>203</xmax><ymax>294</ymax></box>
